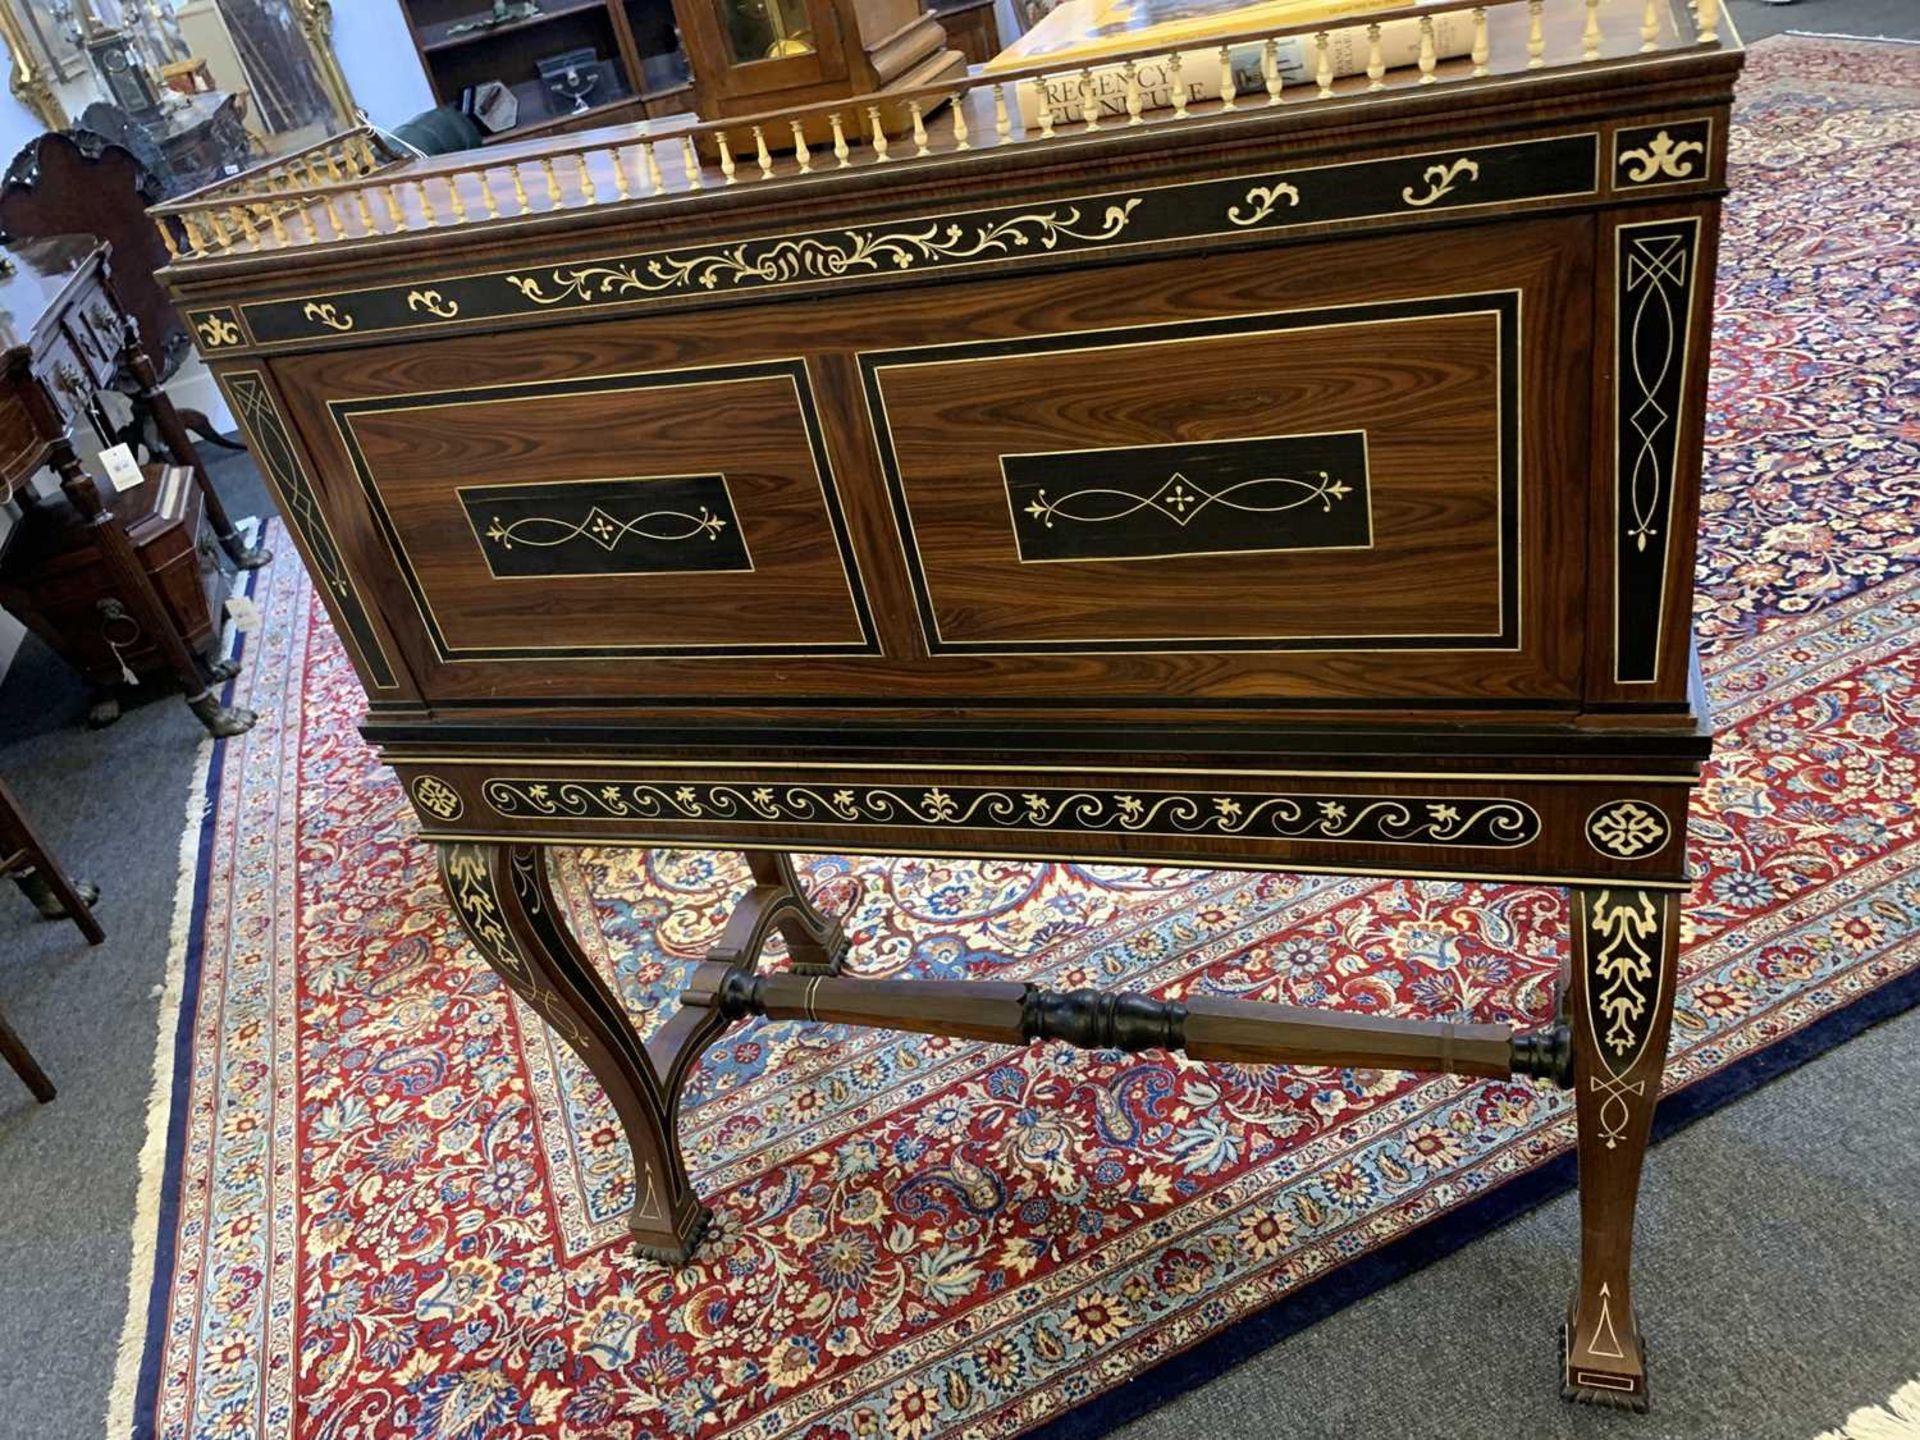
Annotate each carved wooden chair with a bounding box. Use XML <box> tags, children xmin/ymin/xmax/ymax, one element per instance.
<box><xmin>0</xmin><ymin>772</ymin><xmax>101</xmax><ymax>1103</ymax></box>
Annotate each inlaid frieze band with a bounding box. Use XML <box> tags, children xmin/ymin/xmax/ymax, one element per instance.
<box><xmin>1003</xmin><ymin>431</ymin><xmax>1372</xmax><ymax>563</ymax></box>
<box><xmin>230</xmin><ymin>134</ymin><xmax>1601</xmax><ymax>348</ymax></box>
<box><xmin>458</xmin><ymin>475</ymin><xmax>753</xmax><ymax>579</ymax></box>
<box><xmin>480</xmin><ymin>778</ymin><xmax>1541</xmax><ymax>848</ymax></box>
<box><xmin>1613</xmin><ymin>217</ymin><xmax>1702</xmax><ymax>683</ymax></box>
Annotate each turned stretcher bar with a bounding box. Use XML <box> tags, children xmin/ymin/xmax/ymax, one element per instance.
<box><xmin>683</xmin><ymin>962</ymin><xmax>1573</xmax><ymax>1083</ymax></box>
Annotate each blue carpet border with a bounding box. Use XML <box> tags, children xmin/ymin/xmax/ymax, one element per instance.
<box><xmin>133</xmin><ymin>543</ymin><xmax>261</xmax><ymax>1440</ymax></box>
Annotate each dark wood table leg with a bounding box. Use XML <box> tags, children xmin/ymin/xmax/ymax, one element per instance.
<box><xmin>0</xmin><ymin>775</ymin><xmax>104</xmax><ymax>946</ymax></box>
<box><xmin>743</xmin><ymin>851</ymin><xmax>847</xmax><ymax>974</ymax></box>
<box><xmin>120</xmin><ymin>321</ymin><xmax>270</xmax><ymax>570</ymax></box>
<box><xmin>48</xmin><ymin>436</ymin><xmax>255</xmax><ymax>738</ymax></box>
<box><xmin>439</xmin><ymin>842</ymin><xmax>711</xmax><ymax>1263</ymax></box>
<box><xmin>0</xmin><ymin>1008</ymin><xmax>56</xmax><ymax>1103</ymax></box>
<box><xmin>1563</xmin><ymin>885</ymin><xmax>1681</xmax><ymax>1411</ymax></box>
<box><xmin>437</xmin><ymin>843</ymin><xmax>846</xmax><ymax>1265</ymax></box>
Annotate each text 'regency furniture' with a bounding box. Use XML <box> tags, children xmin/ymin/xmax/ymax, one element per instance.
<box><xmin>0</xmin><ymin>238</ymin><xmax>254</xmax><ymax>737</ymax></box>
<box><xmin>157</xmin><ymin>0</ymin><xmax>1739</xmax><ymax>1405</ymax></box>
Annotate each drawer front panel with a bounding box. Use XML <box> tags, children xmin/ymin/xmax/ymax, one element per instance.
<box><xmin>266</xmin><ymin>218</ymin><xmax>1589</xmax><ymax>710</ymax></box>
<box><xmin>326</xmin><ymin>361</ymin><xmax>877</xmax><ymax>661</ymax></box>
<box><xmin>866</xmin><ymin>293</ymin><xmax>1516</xmax><ymax>654</ymax></box>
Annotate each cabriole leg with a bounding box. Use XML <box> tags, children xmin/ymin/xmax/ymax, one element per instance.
<box><xmin>1563</xmin><ymin>885</ymin><xmax>1681</xmax><ymax>1411</ymax></box>
<box><xmin>438</xmin><ymin>842</ymin><xmax>708</xmax><ymax>1263</ymax></box>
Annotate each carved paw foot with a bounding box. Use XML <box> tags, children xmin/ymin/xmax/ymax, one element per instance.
<box><xmin>87</xmin><ymin>695</ymin><xmax>123</xmax><ymax>728</ymax></box>
<box><xmin>224</xmin><ymin>541</ymin><xmax>272</xmax><ymax>570</ymax></box>
<box><xmin>204</xmin><ymin>656</ymin><xmax>244</xmax><ymax>682</ymax></box>
<box><xmin>188</xmin><ymin>695</ymin><xmax>257</xmax><ymax>737</ymax></box>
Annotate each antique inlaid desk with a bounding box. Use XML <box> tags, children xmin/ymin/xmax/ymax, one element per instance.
<box><xmin>159</xmin><ymin>0</ymin><xmax>1740</xmax><ymax>1405</ymax></box>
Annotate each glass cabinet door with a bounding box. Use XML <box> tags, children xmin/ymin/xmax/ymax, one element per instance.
<box><xmin>688</xmin><ymin>0</ymin><xmax>852</xmax><ymax>101</ymax></box>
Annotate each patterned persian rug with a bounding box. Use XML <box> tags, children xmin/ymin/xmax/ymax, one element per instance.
<box><xmin>115</xmin><ymin>36</ymin><xmax>1917</xmax><ymax>1440</ymax></box>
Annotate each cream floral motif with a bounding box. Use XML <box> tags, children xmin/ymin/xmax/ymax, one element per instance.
<box><xmin>1619</xmin><ymin>129</ymin><xmax>1705</xmax><ymax>182</ymax></box>
<box><xmin>1401</xmin><ymin>156</ymin><xmax>1480</xmax><ymax>207</ymax></box>
<box><xmin>409</xmin><ymin>773</ymin><xmax>464</xmax><ymax>822</ymax></box>
<box><xmin>1227</xmin><ymin>181</ymin><xmax>1302</xmax><ymax>227</ymax></box>
<box><xmin>1586</xmin><ymin>800</ymin><xmax>1671</xmax><ymax>858</ymax></box>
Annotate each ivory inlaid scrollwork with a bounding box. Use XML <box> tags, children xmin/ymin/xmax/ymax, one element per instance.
<box><xmin>479</xmin><ymin>778</ymin><xmax>1541</xmax><ymax>849</ymax></box>
<box><xmin>484</xmin><ymin>504</ymin><xmax>729</xmax><ymax>553</ymax></box>
<box><xmin>302</xmin><ymin>301</ymin><xmax>355</xmax><ymax>332</ymax></box>
<box><xmin>504</xmin><ymin>202</ymin><xmax>1143</xmax><ymax>304</ymax></box>
<box><xmin>1617</xmin><ymin>129</ymin><xmax>1703</xmax><ymax>182</ymax></box>
<box><xmin>406</xmin><ymin>289</ymin><xmax>460</xmax><ymax>319</ymax></box>
<box><xmin>1401</xmin><ymin>156</ymin><xmax>1481</xmax><ymax>207</ymax></box>
<box><xmin>1227</xmin><ymin>182</ymin><xmax>1301</xmax><ymax>227</ymax></box>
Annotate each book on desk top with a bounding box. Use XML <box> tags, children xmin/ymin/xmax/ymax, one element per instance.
<box><xmin>983</xmin><ymin>0</ymin><xmax>1410</xmax><ymax>72</ymax></box>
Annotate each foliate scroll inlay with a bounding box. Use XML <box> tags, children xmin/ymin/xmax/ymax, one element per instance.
<box><xmin>302</xmin><ymin>300</ymin><xmax>355</xmax><ymax>332</ymax></box>
<box><xmin>1401</xmin><ymin>156</ymin><xmax>1480</xmax><ymax>207</ymax></box>
<box><xmin>1614</xmin><ymin>120</ymin><xmax>1712</xmax><ymax>189</ymax></box>
<box><xmin>479</xmin><ymin>778</ymin><xmax>1540</xmax><ymax>849</ymax></box>
<box><xmin>234</xmin><ymin>135</ymin><xmax>1599</xmax><ymax>344</ymax></box>
<box><xmin>1582</xmin><ymin>888</ymin><xmax>1666</xmax><ymax>1149</ymax></box>
<box><xmin>505</xmin><ymin>202</ymin><xmax>1142</xmax><ymax>305</ymax></box>
<box><xmin>1227</xmin><ymin>182</ymin><xmax>1301</xmax><ymax>227</ymax></box>
<box><xmin>192</xmin><ymin>310</ymin><xmax>242</xmax><ymax>348</ymax></box>
<box><xmin>1585</xmin><ymin>800</ymin><xmax>1671</xmax><ymax>859</ymax></box>
<box><xmin>439</xmin><ymin>845</ymin><xmax>591</xmax><ymax>1051</ymax></box>
<box><xmin>406</xmin><ymin>288</ymin><xmax>460</xmax><ymax>319</ymax></box>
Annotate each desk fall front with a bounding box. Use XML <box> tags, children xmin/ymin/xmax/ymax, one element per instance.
<box><xmin>159</xmin><ymin>0</ymin><xmax>1740</xmax><ymax>1405</ymax></box>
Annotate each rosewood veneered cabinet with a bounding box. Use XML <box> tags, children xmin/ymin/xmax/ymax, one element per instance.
<box><xmin>158</xmin><ymin>0</ymin><xmax>1740</xmax><ymax>1406</ymax></box>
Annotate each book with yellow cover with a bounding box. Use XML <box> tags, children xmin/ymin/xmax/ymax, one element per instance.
<box><xmin>983</xmin><ymin>0</ymin><xmax>1407</xmax><ymax>71</ymax></box>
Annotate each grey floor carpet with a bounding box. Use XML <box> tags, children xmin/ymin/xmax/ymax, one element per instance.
<box><xmin>3</xmin><ymin>19</ymin><xmax>1918</xmax><ymax>1436</ymax></box>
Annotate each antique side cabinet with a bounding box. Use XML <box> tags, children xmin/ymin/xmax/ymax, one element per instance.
<box><xmin>159</xmin><ymin>0</ymin><xmax>1739</xmax><ymax>1405</ymax></box>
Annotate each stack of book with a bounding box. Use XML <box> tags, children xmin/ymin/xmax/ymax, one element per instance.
<box><xmin>983</xmin><ymin>0</ymin><xmax>1475</xmax><ymax>127</ymax></box>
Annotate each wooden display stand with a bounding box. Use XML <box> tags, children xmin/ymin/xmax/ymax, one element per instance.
<box><xmin>159</xmin><ymin>0</ymin><xmax>1740</xmax><ymax>1405</ymax></box>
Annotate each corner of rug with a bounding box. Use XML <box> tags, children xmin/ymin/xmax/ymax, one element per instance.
<box><xmin>1815</xmin><ymin>1378</ymin><xmax>1920</xmax><ymax>1440</ymax></box>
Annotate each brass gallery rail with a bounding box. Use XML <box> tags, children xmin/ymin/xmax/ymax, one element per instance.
<box><xmin>152</xmin><ymin>0</ymin><xmax>1722</xmax><ymax>262</ymax></box>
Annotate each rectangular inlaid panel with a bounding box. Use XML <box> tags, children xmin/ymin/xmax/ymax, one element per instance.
<box><xmin>1003</xmin><ymin>431</ymin><xmax>1372</xmax><ymax>563</ymax></box>
<box><xmin>866</xmin><ymin>294</ymin><xmax>1516</xmax><ymax>654</ymax></box>
<box><xmin>327</xmin><ymin>361</ymin><xmax>876</xmax><ymax>660</ymax></box>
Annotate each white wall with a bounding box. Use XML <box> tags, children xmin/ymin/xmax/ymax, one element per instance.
<box><xmin>332</xmin><ymin>4</ymin><xmax>436</xmax><ymax>127</ymax></box>
<box><xmin>0</xmin><ymin>59</ymin><xmax>47</xmax><ymax>175</ymax></box>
